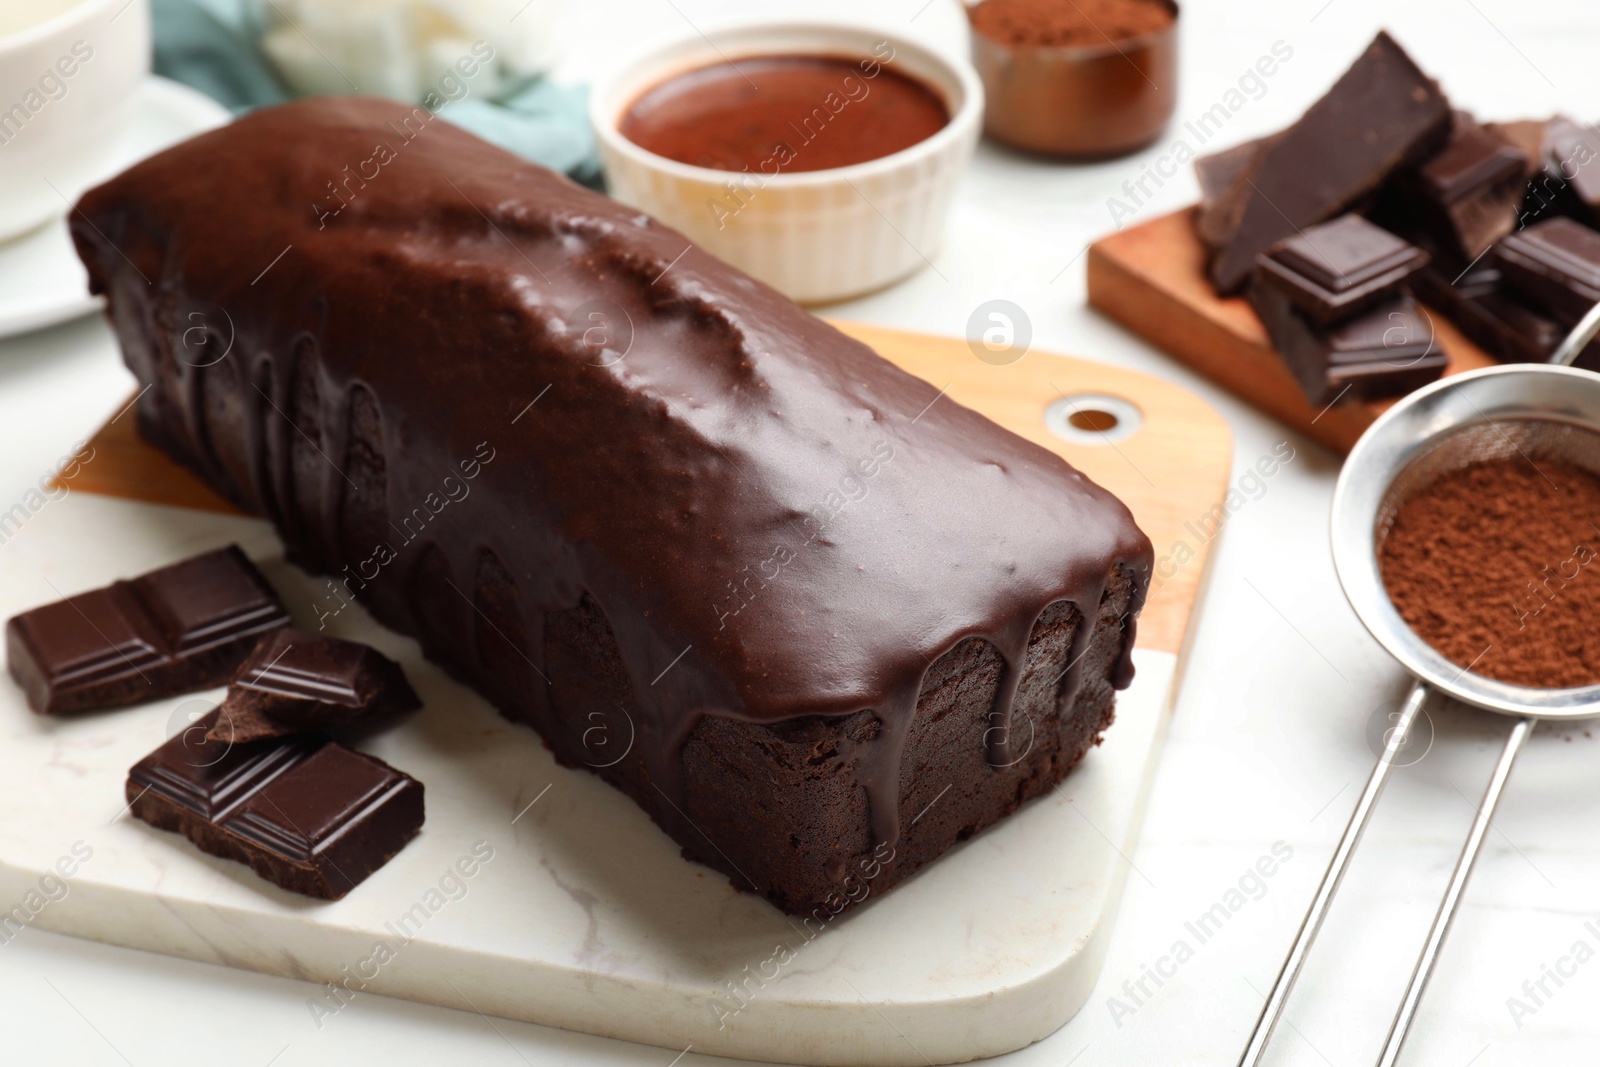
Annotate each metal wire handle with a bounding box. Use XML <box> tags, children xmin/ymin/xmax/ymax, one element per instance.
<box><xmin>1236</xmin><ymin>680</ymin><xmax>1428</xmax><ymax>1066</ymax></box>
<box><xmin>1238</xmin><ymin>300</ymin><xmax>1600</xmax><ymax>1067</ymax></box>
<box><xmin>1374</xmin><ymin>715</ymin><xmax>1534</xmax><ymax>1064</ymax></box>
<box><xmin>1553</xmin><ymin>301</ymin><xmax>1600</xmax><ymax>369</ymax></box>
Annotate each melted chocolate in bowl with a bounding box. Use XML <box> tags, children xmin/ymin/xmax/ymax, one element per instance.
<box><xmin>619</xmin><ymin>54</ymin><xmax>950</xmax><ymax>173</ymax></box>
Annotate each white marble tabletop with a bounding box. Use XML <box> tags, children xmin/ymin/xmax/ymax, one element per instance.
<box><xmin>3</xmin><ymin>0</ymin><xmax>1598</xmax><ymax>1063</ymax></box>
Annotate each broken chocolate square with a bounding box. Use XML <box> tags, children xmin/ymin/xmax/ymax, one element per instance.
<box><xmin>1250</xmin><ymin>284</ymin><xmax>1446</xmax><ymax>405</ymax></box>
<box><xmin>1194</xmin><ymin>136</ymin><xmax>1269</xmax><ymax>250</ymax></box>
<box><xmin>208</xmin><ymin>628</ymin><xmax>420</xmax><ymax>743</ymax></box>
<box><xmin>1404</xmin><ymin>121</ymin><xmax>1528</xmax><ymax>258</ymax></box>
<box><xmin>1493</xmin><ymin>217</ymin><xmax>1600</xmax><ymax>325</ymax></box>
<box><xmin>1488</xmin><ymin>117</ymin><xmax>1598</xmax><ymax>229</ymax></box>
<box><xmin>1413</xmin><ymin>261</ymin><xmax>1600</xmax><ymax>369</ymax></box>
<box><xmin>128</xmin><ymin>710</ymin><xmax>423</xmax><ymax>899</ymax></box>
<box><xmin>1255</xmin><ymin>214</ymin><xmax>1429</xmax><ymax>325</ymax></box>
<box><xmin>6</xmin><ymin>546</ymin><xmax>290</xmax><ymax>715</ymax></box>
<box><xmin>220</xmin><ymin>745</ymin><xmax>424</xmax><ymax>899</ymax></box>
<box><xmin>1545</xmin><ymin>117</ymin><xmax>1600</xmax><ymax>220</ymax></box>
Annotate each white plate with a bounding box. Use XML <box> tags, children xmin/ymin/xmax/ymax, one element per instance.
<box><xmin>0</xmin><ymin>77</ymin><xmax>230</xmax><ymax>340</ymax></box>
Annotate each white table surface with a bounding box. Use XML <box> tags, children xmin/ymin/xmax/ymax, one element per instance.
<box><xmin>3</xmin><ymin>0</ymin><xmax>1598</xmax><ymax>1063</ymax></box>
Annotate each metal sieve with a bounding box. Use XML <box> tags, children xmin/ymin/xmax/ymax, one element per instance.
<box><xmin>1240</xmin><ymin>300</ymin><xmax>1600</xmax><ymax>1067</ymax></box>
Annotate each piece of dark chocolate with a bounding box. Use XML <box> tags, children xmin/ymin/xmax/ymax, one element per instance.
<box><xmin>1493</xmin><ymin>217</ymin><xmax>1600</xmax><ymax>325</ymax></box>
<box><xmin>1488</xmin><ymin>117</ymin><xmax>1597</xmax><ymax>228</ymax></box>
<box><xmin>1207</xmin><ymin>32</ymin><xmax>1451</xmax><ymax>294</ymax></box>
<box><xmin>6</xmin><ymin>546</ymin><xmax>290</xmax><ymax>715</ymax></box>
<box><xmin>1404</xmin><ymin>121</ymin><xmax>1528</xmax><ymax>259</ymax></box>
<box><xmin>1413</xmin><ymin>262</ymin><xmax>1600</xmax><ymax>369</ymax></box>
<box><xmin>128</xmin><ymin>709</ymin><xmax>423</xmax><ymax>899</ymax></box>
<box><xmin>1254</xmin><ymin>214</ymin><xmax>1428</xmax><ymax>325</ymax></box>
<box><xmin>221</xmin><ymin>745</ymin><xmax>423</xmax><ymax>898</ymax></box>
<box><xmin>130</xmin><ymin>708</ymin><xmax>323</xmax><ymax>821</ymax></box>
<box><xmin>1409</xmin><ymin>257</ymin><xmax>1501</xmax><ymax>324</ymax></box>
<box><xmin>1488</xmin><ymin>118</ymin><xmax>1559</xmax><ymax>182</ymax></box>
<box><xmin>208</xmin><ymin>628</ymin><xmax>420</xmax><ymax>743</ymax></box>
<box><xmin>1419</xmin><ymin>264</ymin><xmax>1555</xmax><ymax>362</ymax></box>
<box><xmin>1545</xmin><ymin>117</ymin><xmax>1600</xmax><ymax>219</ymax></box>
<box><xmin>1194</xmin><ymin>136</ymin><xmax>1268</xmax><ymax>249</ymax></box>
<box><xmin>1250</xmin><ymin>284</ymin><xmax>1446</xmax><ymax>405</ymax></box>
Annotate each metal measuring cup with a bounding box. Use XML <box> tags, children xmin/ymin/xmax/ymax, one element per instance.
<box><xmin>1240</xmin><ymin>301</ymin><xmax>1600</xmax><ymax>1066</ymax></box>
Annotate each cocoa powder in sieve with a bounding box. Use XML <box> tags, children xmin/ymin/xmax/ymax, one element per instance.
<box><xmin>968</xmin><ymin>0</ymin><xmax>1174</xmax><ymax>49</ymax></box>
<box><xmin>1380</xmin><ymin>456</ymin><xmax>1600</xmax><ymax>688</ymax></box>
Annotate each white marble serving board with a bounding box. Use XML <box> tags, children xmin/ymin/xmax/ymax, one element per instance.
<box><xmin>0</xmin><ymin>491</ymin><xmax>1184</xmax><ymax>1066</ymax></box>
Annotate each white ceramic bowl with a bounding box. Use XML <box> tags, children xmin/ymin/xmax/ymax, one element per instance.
<box><xmin>590</xmin><ymin>20</ymin><xmax>983</xmax><ymax>305</ymax></box>
<box><xmin>0</xmin><ymin>0</ymin><xmax>151</xmax><ymax>243</ymax></box>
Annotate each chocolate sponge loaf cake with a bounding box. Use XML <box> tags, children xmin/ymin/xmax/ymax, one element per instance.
<box><xmin>71</xmin><ymin>98</ymin><xmax>1152</xmax><ymax>916</ymax></box>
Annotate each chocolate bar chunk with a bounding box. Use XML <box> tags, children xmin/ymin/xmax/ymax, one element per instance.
<box><xmin>1250</xmin><ymin>284</ymin><xmax>1446</xmax><ymax>405</ymax></box>
<box><xmin>1488</xmin><ymin>117</ymin><xmax>1598</xmax><ymax>228</ymax></box>
<box><xmin>6</xmin><ymin>546</ymin><xmax>290</xmax><ymax>715</ymax></box>
<box><xmin>1410</xmin><ymin>259</ymin><xmax>1498</xmax><ymax>315</ymax></box>
<box><xmin>221</xmin><ymin>746</ymin><xmax>423</xmax><ymax>898</ymax></box>
<box><xmin>128</xmin><ymin>710</ymin><xmax>423</xmax><ymax>899</ymax></box>
<box><xmin>1194</xmin><ymin>136</ymin><xmax>1268</xmax><ymax>249</ymax></box>
<box><xmin>1493</xmin><ymin>217</ymin><xmax>1600</xmax><ymax>325</ymax></box>
<box><xmin>1255</xmin><ymin>214</ymin><xmax>1428</xmax><ymax>325</ymax></box>
<box><xmin>209</xmin><ymin>628</ymin><xmax>420</xmax><ymax>743</ymax></box>
<box><xmin>1416</xmin><ymin>262</ymin><xmax>1552</xmax><ymax>362</ymax></box>
<box><xmin>1488</xmin><ymin>118</ymin><xmax>1560</xmax><ymax>181</ymax></box>
<box><xmin>1545</xmin><ymin>118</ymin><xmax>1600</xmax><ymax>219</ymax></box>
<box><xmin>1404</xmin><ymin>122</ymin><xmax>1528</xmax><ymax>259</ymax></box>
<box><xmin>1413</xmin><ymin>262</ymin><xmax>1600</xmax><ymax>369</ymax></box>
<box><xmin>130</xmin><ymin>708</ymin><xmax>322</xmax><ymax>821</ymax></box>
<box><xmin>1208</xmin><ymin>32</ymin><xmax>1450</xmax><ymax>293</ymax></box>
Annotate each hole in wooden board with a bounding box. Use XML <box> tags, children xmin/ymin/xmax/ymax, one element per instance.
<box><xmin>1067</xmin><ymin>408</ymin><xmax>1119</xmax><ymax>433</ymax></box>
<box><xmin>1044</xmin><ymin>393</ymin><xmax>1142</xmax><ymax>445</ymax></box>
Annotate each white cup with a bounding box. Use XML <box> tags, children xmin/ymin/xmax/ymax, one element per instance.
<box><xmin>0</xmin><ymin>0</ymin><xmax>151</xmax><ymax>243</ymax></box>
<box><xmin>590</xmin><ymin>20</ymin><xmax>983</xmax><ymax>305</ymax></box>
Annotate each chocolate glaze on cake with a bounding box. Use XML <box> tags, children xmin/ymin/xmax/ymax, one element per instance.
<box><xmin>72</xmin><ymin>98</ymin><xmax>1151</xmax><ymax>914</ymax></box>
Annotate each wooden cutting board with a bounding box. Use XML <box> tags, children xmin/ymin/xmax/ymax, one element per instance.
<box><xmin>14</xmin><ymin>321</ymin><xmax>1231</xmax><ymax>1065</ymax></box>
<box><xmin>1087</xmin><ymin>206</ymin><xmax>1499</xmax><ymax>454</ymax></box>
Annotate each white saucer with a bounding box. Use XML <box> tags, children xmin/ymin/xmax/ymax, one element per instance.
<box><xmin>0</xmin><ymin>77</ymin><xmax>230</xmax><ymax>339</ymax></box>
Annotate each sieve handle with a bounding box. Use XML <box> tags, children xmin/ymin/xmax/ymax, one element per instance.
<box><xmin>1374</xmin><ymin>715</ymin><xmax>1535</xmax><ymax>1067</ymax></box>
<box><xmin>1237</xmin><ymin>680</ymin><xmax>1431</xmax><ymax>1067</ymax></box>
<box><xmin>1551</xmin><ymin>301</ymin><xmax>1600</xmax><ymax>367</ymax></box>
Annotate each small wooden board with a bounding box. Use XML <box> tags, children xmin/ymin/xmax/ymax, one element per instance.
<box><xmin>63</xmin><ymin>395</ymin><xmax>238</xmax><ymax>514</ymax></box>
<box><xmin>1087</xmin><ymin>206</ymin><xmax>1499</xmax><ymax>454</ymax></box>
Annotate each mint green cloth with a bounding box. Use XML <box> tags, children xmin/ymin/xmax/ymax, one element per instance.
<box><xmin>150</xmin><ymin>0</ymin><xmax>602</xmax><ymax>187</ymax></box>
